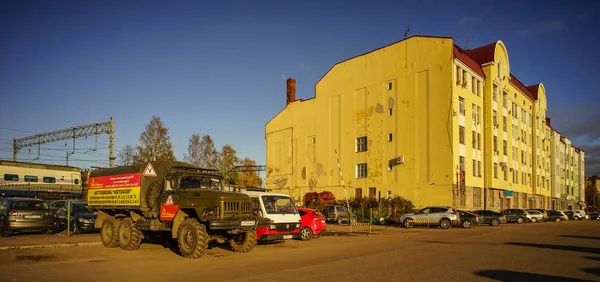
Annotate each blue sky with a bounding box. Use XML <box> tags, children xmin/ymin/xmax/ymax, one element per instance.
<box><xmin>1</xmin><ymin>0</ymin><xmax>599</xmax><ymax>175</ymax></box>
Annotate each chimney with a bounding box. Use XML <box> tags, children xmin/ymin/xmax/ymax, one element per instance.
<box><xmin>286</xmin><ymin>78</ymin><xmax>296</xmax><ymax>105</ymax></box>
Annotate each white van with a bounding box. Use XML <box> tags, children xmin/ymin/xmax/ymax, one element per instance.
<box><xmin>244</xmin><ymin>191</ymin><xmax>301</xmax><ymax>242</ymax></box>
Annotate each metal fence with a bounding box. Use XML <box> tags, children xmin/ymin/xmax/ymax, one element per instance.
<box><xmin>0</xmin><ymin>183</ymin><xmax>84</xmax><ymax>199</ymax></box>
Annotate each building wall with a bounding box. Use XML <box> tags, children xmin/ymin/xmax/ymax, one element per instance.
<box><xmin>266</xmin><ymin>36</ymin><xmax>455</xmax><ymax>208</ymax></box>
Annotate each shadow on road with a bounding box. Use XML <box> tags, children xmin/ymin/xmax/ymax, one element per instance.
<box><xmin>559</xmin><ymin>235</ymin><xmax>600</xmax><ymax>241</ymax></box>
<box><xmin>474</xmin><ymin>270</ymin><xmax>596</xmax><ymax>282</ymax></box>
<box><xmin>506</xmin><ymin>242</ymin><xmax>600</xmax><ymax>254</ymax></box>
<box><xmin>581</xmin><ymin>268</ymin><xmax>600</xmax><ymax>277</ymax></box>
<box><xmin>582</xmin><ymin>256</ymin><xmax>600</xmax><ymax>262</ymax></box>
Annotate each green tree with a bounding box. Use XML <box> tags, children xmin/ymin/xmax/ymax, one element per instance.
<box><xmin>219</xmin><ymin>144</ymin><xmax>239</xmax><ymax>184</ymax></box>
<box><xmin>184</xmin><ymin>134</ymin><xmax>202</xmax><ymax>167</ymax></box>
<box><xmin>135</xmin><ymin>116</ymin><xmax>175</xmax><ymax>162</ymax></box>
<box><xmin>199</xmin><ymin>135</ymin><xmax>219</xmax><ymax>169</ymax></box>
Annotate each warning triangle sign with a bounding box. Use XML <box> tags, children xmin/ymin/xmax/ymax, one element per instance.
<box><xmin>165</xmin><ymin>195</ymin><xmax>174</xmax><ymax>205</ymax></box>
<box><xmin>143</xmin><ymin>162</ymin><xmax>157</xmax><ymax>177</ymax></box>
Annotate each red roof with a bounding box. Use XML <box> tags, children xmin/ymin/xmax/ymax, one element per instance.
<box><xmin>527</xmin><ymin>85</ymin><xmax>540</xmax><ymax>100</ymax></box>
<box><xmin>465</xmin><ymin>42</ymin><xmax>496</xmax><ymax>65</ymax></box>
<box><xmin>453</xmin><ymin>45</ymin><xmax>485</xmax><ymax>77</ymax></box>
<box><xmin>510</xmin><ymin>74</ymin><xmax>536</xmax><ymax>101</ymax></box>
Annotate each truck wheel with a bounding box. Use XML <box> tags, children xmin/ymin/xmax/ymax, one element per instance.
<box><xmin>118</xmin><ymin>218</ymin><xmax>143</xmax><ymax>251</ymax></box>
<box><xmin>229</xmin><ymin>230</ymin><xmax>257</xmax><ymax>253</ymax></box>
<box><xmin>177</xmin><ymin>218</ymin><xmax>209</xmax><ymax>259</ymax></box>
<box><xmin>101</xmin><ymin>217</ymin><xmax>120</xmax><ymax>248</ymax></box>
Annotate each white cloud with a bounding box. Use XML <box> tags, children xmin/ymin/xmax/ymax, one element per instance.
<box><xmin>520</xmin><ymin>20</ymin><xmax>567</xmax><ymax>36</ymax></box>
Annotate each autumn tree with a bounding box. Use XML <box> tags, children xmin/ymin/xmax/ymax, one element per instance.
<box><xmin>116</xmin><ymin>144</ymin><xmax>136</xmax><ymax>166</ymax></box>
<box><xmin>184</xmin><ymin>134</ymin><xmax>220</xmax><ymax>169</ymax></box>
<box><xmin>135</xmin><ymin>116</ymin><xmax>176</xmax><ymax>162</ymax></box>
<box><xmin>219</xmin><ymin>144</ymin><xmax>239</xmax><ymax>184</ymax></box>
<box><xmin>237</xmin><ymin>157</ymin><xmax>263</xmax><ymax>187</ymax></box>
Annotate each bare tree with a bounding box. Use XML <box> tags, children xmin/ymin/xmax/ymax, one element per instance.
<box><xmin>117</xmin><ymin>144</ymin><xmax>136</xmax><ymax>166</ymax></box>
<box><xmin>219</xmin><ymin>144</ymin><xmax>238</xmax><ymax>184</ymax></box>
<box><xmin>184</xmin><ymin>134</ymin><xmax>202</xmax><ymax>167</ymax></box>
<box><xmin>184</xmin><ymin>134</ymin><xmax>220</xmax><ymax>169</ymax></box>
<box><xmin>135</xmin><ymin>116</ymin><xmax>176</xmax><ymax>162</ymax></box>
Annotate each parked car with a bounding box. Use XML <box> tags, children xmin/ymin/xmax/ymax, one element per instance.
<box><xmin>563</xmin><ymin>211</ymin><xmax>579</xmax><ymax>220</ymax></box>
<box><xmin>574</xmin><ymin>210</ymin><xmax>589</xmax><ymax>220</ymax></box>
<box><xmin>588</xmin><ymin>212</ymin><xmax>600</xmax><ymax>220</ymax></box>
<box><xmin>528</xmin><ymin>208</ymin><xmax>549</xmax><ymax>221</ymax></box>
<box><xmin>54</xmin><ymin>201</ymin><xmax>98</xmax><ymax>234</ymax></box>
<box><xmin>546</xmin><ymin>210</ymin><xmax>568</xmax><ymax>222</ymax></box>
<box><xmin>0</xmin><ymin>197</ymin><xmax>54</xmax><ymax>236</ymax></box>
<box><xmin>471</xmin><ymin>210</ymin><xmax>507</xmax><ymax>226</ymax></box>
<box><xmin>297</xmin><ymin>208</ymin><xmax>327</xmax><ymax>241</ymax></box>
<box><xmin>399</xmin><ymin>206</ymin><xmax>460</xmax><ymax>229</ymax></box>
<box><xmin>499</xmin><ymin>209</ymin><xmax>531</xmax><ymax>224</ymax></box>
<box><xmin>321</xmin><ymin>205</ymin><xmax>355</xmax><ymax>224</ymax></box>
<box><xmin>526</xmin><ymin>210</ymin><xmax>544</xmax><ymax>223</ymax></box>
<box><xmin>456</xmin><ymin>210</ymin><xmax>479</xmax><ymax>228</ymax></box>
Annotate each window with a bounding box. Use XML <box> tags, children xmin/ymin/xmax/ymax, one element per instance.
<box><xmin>503</xmin><ymin>94</ymin><xmax>507</xmax><ymax>108</ymax></box>
<box><xmin>476</xmin><ymin>106</ymin><xmax>481</xmax><ymax>124</ymax></box>
<box><xmin>477</xmin><ymin>81</ymin><xmax>481</xmax><ymax>96</ymax></box>
<box><xmin>388</xmin><ymin>133</ymin><xmax>393</xmax><ymax>142</ymax></box>
<box><xmin>24</xmin><ymin>175</ymin><xmax>38</xmax><ymax>182</ymax></box>
<box><xmin>493</xmin><ymin>111</ymin><xmax>498</xmax><ymax>126</ymax></box>
<box><xmin>356</xmin><ymin>163</ymin><xmax>367</xmax><ymax>178</ymax></box>
<box><xmin>369</xmin><ymin>187</ymin><xmax>376</xmax><ymax>199</ymax></box>
<box><xmin>3</xmin><ymin>174</ymin><xmax>18</xmax><ymax>181</ymax></box>
<box><xmin>494</xmin><ymin>163</ymin><xmax>498</xmax><ymax>178</ymax></box>
<box><xmin>459</xmin><ymin>97</ymin><xmax>465</xmax><ymax>115</ymax></box>
<box><xmin>356</xmin><ymin>137</ymin><xmax>367</xmax><ymax>152</ymax></box>
<box><xmin>504</xmin><ymin>167</ymin><xmax>508</xmax><ymax>180</ymax></box>
<box><xmin>478</xmin><ymin>161</ymin><xmax>481</xmax><ymax>177</ymax></box>
<box><xmin>459</xmin><ymin>126</ymin><xmax>465</xmax><ymax>144</ymax></box>
<box><xmin>472</xmin><ymin>104</ymin><xmax>476</xmax><ymax>121</ymax></box>
<box><xmin>43</xmin><ymin>177</ymin><xmax>56</xmax><ymax>184</ymax></box>
<box><xmin>471</xmin><ymin>77</ymin><xmax>476</xmax><ymax>93</ymax></box>
<box><xmin>493</xmin><ymin>85</ymin><xmax>498</xmax><ymax>102</ymax></box>
<box><xmin>472</xmin><ymin>131</ymin><xmax>477</xmax><ymax>149</ymax></box>
<box><xmin>498</xmin><ymin>61</ymin><xmax>502</xmax><ymax>79</ymax></box>
<box><xmin>493</xmin><ymin>136</ymin><xmax>498</xmax><ymax>152</ymax></box>
<box><xmin>459</xmin><ymin>156</ymin><xmax>465</xmax><ymax>171</ymax></box>
<box><xmin>456</xmin><ymin>66</ymin><xmax>461</xmax><ymax>84</ymax></box>
<box><xmin>473</xmin><ymin>159</ymin><xmax>477</xmax><ymax>176</ymax></box>
<box><xmin>354</xmin><ymin>188</ymin><xmax>363</xmax><ymax>198</ymax></box>
<box><xmin>387</xmin><ymin>82</ymin><xmax>392</xmax><ymax>90</ymax></box>
<box><xmin>503</xmin><ymin>116</ymin><xmax>507</xmax><ymax>131</ymax></box>
<box><xmin>477</xmin><ymin>133</ymin><xmax>481</xmax><ymax>150</ymax></box>
<box><xmin>462</xmin><ymin>70</ymin><xmax>467</xmax><ymax>86</ymax></box>
<box><xmin>74</xmin><ymin>179</ymin><xmax>79</xmax><ymax>185</ymax></box>
<box><xmin>503</xmin><ymin>140</ymin><xmax>507</xmax><ymax>155</ymax></box>
<box><xmin>473</xmin><ymin>187</ymin><xmax>482</xmax><ymax>207</ymax></box>
<box><xmin>388</xmin><ymin>107</ymin><xmax>393</xmax><ymax>116</ymax></box>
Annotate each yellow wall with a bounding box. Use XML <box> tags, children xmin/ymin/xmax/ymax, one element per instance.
<box><xmin>266</xmin><ymin>36</ymin><xmax>455</xmax><ymax>208</ymax></box>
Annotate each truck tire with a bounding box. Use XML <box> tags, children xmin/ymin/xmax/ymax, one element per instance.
<box><xmin>101</xmin><ymin>217</ymin><xmax>120</xmax><ymax>248</ymax></box>
<box><xmin>177</xmin><ymin>218</ymin><xmax>209</xmax><ymax>259</ymax></box>
<box><xmin>229</xmin><ymin>230</ymin><xmax>257</xmax><ymax>253</ymax></box>
<box><xmin>118</xmin><ymin>218</ymin><xmax>143</xmax><ymax>251</ymax></box>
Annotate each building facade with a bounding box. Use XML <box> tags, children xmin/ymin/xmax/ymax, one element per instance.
<box><xmin>265</xmin><ymin>36</ymin><xmax>585</xmax><ymax>211</ymax></box>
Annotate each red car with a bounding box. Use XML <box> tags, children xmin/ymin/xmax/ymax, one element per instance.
<box><xmin>297</xmin><ymin>208</ymin><xmax>327</xmax><ymax>241</ymax></box>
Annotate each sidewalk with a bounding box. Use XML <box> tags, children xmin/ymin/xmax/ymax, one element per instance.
<box><xmin>0</xmin><ymin>232</ymin><xmax>101</xmax><ymax>250</ymax></box>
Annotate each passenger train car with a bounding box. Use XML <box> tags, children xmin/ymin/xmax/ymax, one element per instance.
<box><xmin>0</xmin><ymin>160</ymin><xmax>83</xmax><ymax>199</ymax></box>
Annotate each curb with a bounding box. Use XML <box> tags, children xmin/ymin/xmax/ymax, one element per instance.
<box><xmin>0</xmin><ymin>242</ymin><xmax>102</xmax><ymax>251</ymax></box>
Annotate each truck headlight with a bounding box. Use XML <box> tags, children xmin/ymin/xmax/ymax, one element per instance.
<box><xmin>269</xmin><ymin>225</ymin><xmax>277</xmax><ymax>230</ymax></box>
<box><xmin>295</xmin><ymin>223</ymin><xmax>301</xmax><ymax>228</ymax></box>
<box><xmin>78</xmin><ymin>218</ymin><xmax>90</xmax><ymax>223</ymax></box>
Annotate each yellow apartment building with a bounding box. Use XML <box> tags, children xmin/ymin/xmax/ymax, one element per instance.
<box><xmin>265</xmin><ymin>35</ymin><xmax>584</xmax><ymax>211</ymax></box>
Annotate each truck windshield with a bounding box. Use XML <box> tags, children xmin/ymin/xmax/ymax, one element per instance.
<box><xmin>261</xmin><ymin>195</ymin><xmax>297</xmax><ymax>215</ymax></box>
<box><xmin>180</xmin><ymin>176</ymin><xmax>222</xmax><ymax>190</ymax></box>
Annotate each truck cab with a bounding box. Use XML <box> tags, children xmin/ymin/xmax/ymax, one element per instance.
<box><xmin>244</xmin><ymin>191</ymin><xmax>301</xmax><ymax>242</ymax></box>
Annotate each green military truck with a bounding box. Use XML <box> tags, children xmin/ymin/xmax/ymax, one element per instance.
<box><xmin>87</xmin><ymin>161</ymin><xmax>258</xmax><ymax>258</ymax></box>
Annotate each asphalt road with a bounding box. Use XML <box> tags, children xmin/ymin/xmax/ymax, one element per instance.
<box><xmin>0</xmin><ymin>221</ymin><xmax>599</xmax><ymax>282</ymax></box>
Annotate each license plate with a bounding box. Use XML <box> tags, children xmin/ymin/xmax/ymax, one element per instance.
<box><xmin>241</xmin><ymin>221</ymin><xmax>255</xmax><ymax>226</ymax></box>
<box><xmin>24</xmin><ymin>215</ymin><xmax>41</xmax><ymax>219</ymax></box>
<box><xmin>283</xmin><ymin>235</ymin><xmax>293</xmax><ymax>239</ymax></box>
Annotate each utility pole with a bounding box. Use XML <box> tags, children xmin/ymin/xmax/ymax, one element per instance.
<box><xmin>13</xmin><ymin>117</ymin><xmax>116</xmax><ymax>167</ymax></box>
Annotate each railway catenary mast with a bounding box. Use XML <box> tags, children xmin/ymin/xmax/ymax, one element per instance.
<box><xmin>12</xmin><ymin>117</ymin><xmax>115</xmax><ymax>167</ymax></box>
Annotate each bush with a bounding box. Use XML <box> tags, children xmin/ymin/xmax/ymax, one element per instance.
<box><xmin>303</xmin><ymin>191</ymin><xmax>337</xmax><ymax>209</ymax></box>
<box><xmin>380</xmin><ymin>195</ymin><xmax>415</xmax><ymax>223</ymax></box>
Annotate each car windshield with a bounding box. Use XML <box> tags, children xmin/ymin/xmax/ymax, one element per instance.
<box><xmin>180</xmin><ymin>176</ymin><xmax>222</xmax><ymax>190</ymax></box>
<box><xmin>314</xmin><ymin>211</ymin><xmax>325</xmax><ymax>218</ymax></box>
<box><xmin>72</xmin><ymin>204</ymin><xmax>93</xmax><ymax>213</ymax></box>
<box><xmin>11</xmin><ymin>201</ymin><xmax>48</xmax><ymax>210</ymax></box>
<box><xmin>261</xmin><ymin>195</ymin><xmax>297</xmax><ymax>215</ymax></box>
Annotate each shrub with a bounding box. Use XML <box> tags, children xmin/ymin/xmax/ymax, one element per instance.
<box><xmin>381</xmin><ymin>195</ymin><xmax>415</xmax><ymax>223</ymax></box>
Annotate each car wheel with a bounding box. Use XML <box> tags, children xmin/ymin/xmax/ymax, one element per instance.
<box><xmin>516</xmin><ymin>217</ymin><xmax>524</xmax><ymax>224</ymax></box>
<box><xmin>531</xmin><ymin>218</ymin><xmax>537</xmax><ymax>223</ymax></box>
<box><xmin>299</xmin><ymin>227</ymin><xmax>312</xmax><ymax>241</ymax></box>
<box><xmin>403</xmin><ymin>219</ymin><xmax>413</xmax><ymax>229</ymax></box>
<box><xmin>491</xmin><ymin>219</ymin><xmax>500</xmax><ymax>226</ymax></box>
<box><xmin>462</xmin><ymin>220</ymin><xmax>471</xmax><ymax>228</ymax></box>
<box><xmin>440</xmin><ymin>219</ymin><xmax>451</xmax><ymax>229</ymax></box>
<box><xmin>0</xmin><ymin>219</ymin><xmax>11</xmax><ymax>237</ymax></box>
<box><xmin>72</xmin><ymin>222</ymin><xmax>80</xmax><ymax>234</ymax></box>
<box><xmin>555</xmin><ymin>218</ymin><xmax>560</xmax><ymax>222</ymax></box>
<box><xmin>118</xmin><ymin>218</ymin><xmax>143</xmax><ymax>251</ymax></box>
<box><xmin>337</xmin><ymin>217</ymin><xmax>343</xmax><ymax>225</ymax></box>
